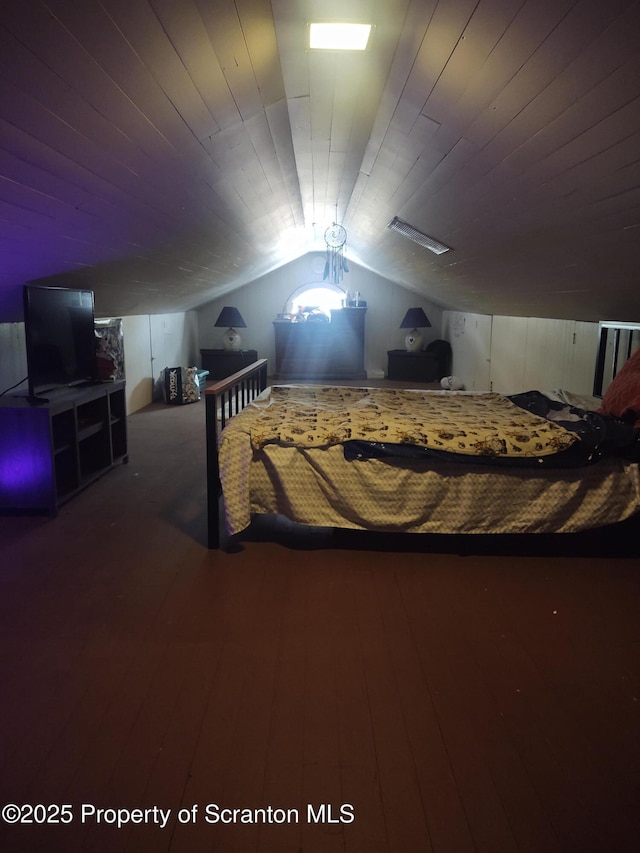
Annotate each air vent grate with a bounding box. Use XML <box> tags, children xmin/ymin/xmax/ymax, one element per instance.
<box><xmin>387</xmin><ymin>217</ymin><xmax>450</xmax><ymax>254</ymax></box>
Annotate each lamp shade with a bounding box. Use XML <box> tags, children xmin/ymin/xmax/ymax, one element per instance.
<box><xmin>399</xmin><ymin>307</ymin><xmax>431</xmax><ymax>329</ymax></box>
<box><xmin>214</xmin><ymin>306</ymin><xmax>247</xmax><ymax>329</ymax></box>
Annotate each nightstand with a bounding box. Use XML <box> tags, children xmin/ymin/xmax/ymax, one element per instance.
<box><xmin>199</xmin><ymin>349</ymin><xmax>258</xmax><ymax>380</ymax></box>
<box><xmin>387</xmin><ymin>350</ymin><xmax>439</xmax><ymax>382</ymax></box>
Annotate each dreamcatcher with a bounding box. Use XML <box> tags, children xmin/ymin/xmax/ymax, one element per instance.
<box><xmin>323</xmin><ymin>222</ymin><xmax>349</xmax><ymax>283</ymax></box>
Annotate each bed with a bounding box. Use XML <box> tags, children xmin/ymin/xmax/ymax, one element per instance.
<box><xmin>205</xmin><ymin>344</ymin><xmax>640</xmax><ymax>551</ymax></box>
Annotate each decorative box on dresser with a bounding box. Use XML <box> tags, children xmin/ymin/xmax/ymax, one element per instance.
<box><xmin>0</xmin><ymin>380</ymin><xmax>127</xmax><ymax>515</ymax></box>
<box><xmin>273</xmin><ymin>307</ymin><xmax>366</xmax><ymax>379</ymax></box>
<box><xmin>199</xmin><ymin>349</ymin><xmax>258</xmax><ymax>380</ymax></box>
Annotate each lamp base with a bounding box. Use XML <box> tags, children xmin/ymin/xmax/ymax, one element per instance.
<box><xmin>222</xmin><ymin>328</ymin><xmax>242</xmax><ymax>351</ymax></box>
<box><xmin>405</xmin><ymin>329</ymin><xmax>423</xmax><ymax>352</ymax></box>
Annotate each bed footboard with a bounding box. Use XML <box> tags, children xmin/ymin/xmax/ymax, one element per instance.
<box><xmin>205</xmin><ymin>358</ymin><xmax>268</xmax><ymax>548</ymax></box>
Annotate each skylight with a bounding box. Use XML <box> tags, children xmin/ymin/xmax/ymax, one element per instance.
<box><xmin>309</xmin><ymin>23</ymin><xmax>371</xmax><ymax>51</ymax></box>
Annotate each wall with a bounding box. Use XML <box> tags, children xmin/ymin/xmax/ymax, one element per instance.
<box><xmin>197</xmin><ymin>253</ymin><xmax>443</xmax><ymax>377</ymax></box>
<box><xmin>0</xmin><ymin>322</ymin><xmax>27</xmax><ymax>395</ymax></box>
<box><xmin>1</xmin><ymin>277</ymin><xmax>609</xmax><ymax>408</ymax></box>
<box><xmin>108</xmin><ymin>312</ymin><xmax>199</xmax><ymax>412</ymax></box>
<box><xmin>443</xmin><ymin>310</ymin><xmax>600</xmax><ymax>395</ymax></box>
<box><xmin>0</xmin><ymin>311</ymin><xmax>198</xmax><ymax>415</ymax></box>
<box><xmin>442</xmin><ymin>312</ymin><xmax>492</xmax><ymax>391</ymax></box>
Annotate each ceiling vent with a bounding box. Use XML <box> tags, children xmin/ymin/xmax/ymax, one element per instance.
<box><xmin>387</xmin><ymin>217</ymin><xmax>451</xmax><ymax>255</ymax></box>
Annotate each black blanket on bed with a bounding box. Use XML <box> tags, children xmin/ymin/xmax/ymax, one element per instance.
<box><xmin>344</xmin><ymin>391</ymin><xmax>640</xmax><ymax>468</ymax></box>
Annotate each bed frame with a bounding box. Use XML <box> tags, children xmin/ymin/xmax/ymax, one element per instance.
<box><xmin>205</xmin><ymin>359</ymin><xmax>268</xmax><ymax>548</ymax></box>
<box><xmin>204</xmin><ymin>328</ymin><xmax>639</xmax><ymax>553</ymax></box>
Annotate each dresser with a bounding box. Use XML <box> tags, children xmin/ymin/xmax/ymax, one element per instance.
<box><xmin>273</xmin><ymin>308</ymin><xmax>366</xmax><ymax>379</ymax></box>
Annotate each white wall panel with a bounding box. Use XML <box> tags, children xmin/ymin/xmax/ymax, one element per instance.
<box><xmin>0</xmin><ymin>322</ymin><xmax>27</xmax><ymax>395</ymax></box>
<box><xmin>445</xmin><ymin>312</ymin><xmax>600</xmax><ymax>396</ymax></box>
<box><xmin>489</xmin><ymin>316</ymin><xmax>528</xmax><ymax>394</ymax></box>
<box><xmin>521</xmin><ymin>318</ymin><xmax>568</xmax><ymax>392</ymax></box>
<box><xmin>441</xmin><ymin>311</ymin><xmax>492</xmax><ymax>391</ymax></box>
<box><xmin>565</xmin><ymin>321</ymin><xmax>600</xmax><ymax>394</ymax></box>
<box><xmin>121</xmin><ymin>315</ymin><xmax>153</xmax><ymax>414</ymax></box>
<box><xmin>150</xmin><ymin>313</ymin><xmax>199</xmax><ymax>384</ymax></box>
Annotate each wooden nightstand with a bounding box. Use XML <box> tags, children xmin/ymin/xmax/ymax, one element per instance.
<box><xmin>199</xmin><ymin>349</ymin><xmax>258</xmax><ymax>380</ymax></box>
<box><xmin>387</xmin><ymin>350</ymin><xmax>439</xmax><ymax>382</ymax></box>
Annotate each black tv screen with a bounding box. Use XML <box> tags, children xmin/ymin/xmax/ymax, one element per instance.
<box><xmin>23</xmin><ymin>285</ymin><xmax>97</xmax><ymax>398</ymax></box>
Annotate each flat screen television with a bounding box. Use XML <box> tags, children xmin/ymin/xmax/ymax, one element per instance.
<box><xmin>23</xmin><ymin>285</ymin><xmax>97</xmax><ymax>400</ymax></box>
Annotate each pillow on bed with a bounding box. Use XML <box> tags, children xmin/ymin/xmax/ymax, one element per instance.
<box><xmin>599</xmin><ymin>348</ymin><xmax>640</xmax><ymax>427</ymax></box>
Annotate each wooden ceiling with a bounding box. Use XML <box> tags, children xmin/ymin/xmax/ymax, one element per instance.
<box><xmin>1</xmin><ymin>0</ymin><xmax>640</xmax><ymax>321</ymax></box>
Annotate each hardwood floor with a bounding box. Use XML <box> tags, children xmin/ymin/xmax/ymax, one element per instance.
<box><xmin>1</xmin><ymin>392</ymin><xmax>639</xmax><ymax>852</ymax></box>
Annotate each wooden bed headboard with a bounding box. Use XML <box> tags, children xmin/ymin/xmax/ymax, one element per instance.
<box><xmin>594</xmin><ymin>322</ymin><xmax>640</xmax><ymax>397</ymax></box>
<box><xmin>205</xmin><ymin>359</ymin><xmax>268</xmax><ymax>548</ymax></box>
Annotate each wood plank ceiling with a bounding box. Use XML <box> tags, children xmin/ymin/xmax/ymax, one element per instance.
<box><xmin>1</xmin><ymin>0</ymin><xmax>639</xmax><ymax>321</ymax></box>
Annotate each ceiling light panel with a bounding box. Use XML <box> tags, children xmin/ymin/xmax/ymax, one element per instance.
<box><xmin>309</xmin><ymin>23</ymin><xmax>371</xmax><ymax>50</ymax></box>
<box><xmin>387</xmin><ymin>217</ymin><xmax>451</xmax><ymax>255</ymax></box>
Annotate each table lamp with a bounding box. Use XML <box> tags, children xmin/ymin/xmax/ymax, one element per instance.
<box><xmin>215</xmin><ymin>307</ymin><xmax>247</xmax><ymax>351</ymax></box>
<box><xmin>400</xmin><ymin>307</ymin><xmax>431</xmax><ymax>352</ymax></box>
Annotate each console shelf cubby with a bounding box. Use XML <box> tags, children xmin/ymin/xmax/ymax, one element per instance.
<box><xmin>0</xmin><ymin>380</ymin><xmax>127</xmax><ymax>515</ymax></box>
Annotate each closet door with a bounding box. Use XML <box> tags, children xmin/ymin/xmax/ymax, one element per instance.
<box><xmin>490</xmin><ymin>316</ymin><xmax>598</xmax><ymax>396</ymax></box>
<box><xmin>488</xmin><ymin>316</ymin><xmax>528</xmax><ymax>395</ymax></box>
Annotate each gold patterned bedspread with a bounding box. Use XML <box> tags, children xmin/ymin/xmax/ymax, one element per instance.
<box><xmin>248</xmin><ymin>386</ymin><xmax>577</xmax><ymax>458</ymax></box>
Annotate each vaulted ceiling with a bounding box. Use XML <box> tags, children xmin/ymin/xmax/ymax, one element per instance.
<box><xmin>1</xmin><ymin>0</ymin><xmax>640</xmax><ymax>322</ymax></box>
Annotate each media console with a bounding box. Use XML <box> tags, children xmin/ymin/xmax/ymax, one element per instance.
<box><xmin>0</xmin><ymin>380</ymin><xmax>127</xmax><ymax>515</ymax></box>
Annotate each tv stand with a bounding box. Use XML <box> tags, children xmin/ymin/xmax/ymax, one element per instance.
<box><xmin>0</xmin><ymin>380</ymin><xmax>127</xmax><ymax>515</ymax></box>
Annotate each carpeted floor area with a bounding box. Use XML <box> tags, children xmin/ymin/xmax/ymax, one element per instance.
<box><xmin>1</xmin><ymin>392</ymin><xmax>639</xmax><ymax>852</ymax></box>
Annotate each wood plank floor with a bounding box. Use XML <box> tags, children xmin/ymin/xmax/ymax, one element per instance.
<box><xmin>1</xmin><ymin>391</ymin><xmax>639</xmax><ymax>852</ymax></box>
